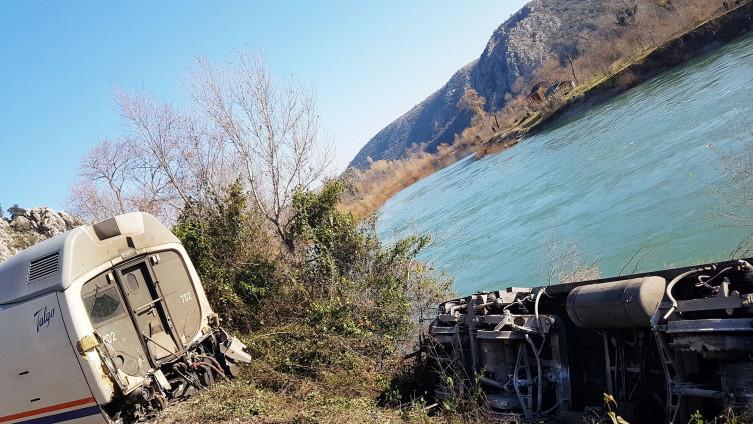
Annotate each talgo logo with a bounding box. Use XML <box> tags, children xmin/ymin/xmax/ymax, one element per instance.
<box><xmin>34</xmin><ymin>306</ymin><xmax>55</xmax><ymax>332</ymax></box>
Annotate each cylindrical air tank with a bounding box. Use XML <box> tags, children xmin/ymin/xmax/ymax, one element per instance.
<box><xmin>566</xmin><ymin>276</ymin><xmax>666</xmax><ymax>328</ymax></box>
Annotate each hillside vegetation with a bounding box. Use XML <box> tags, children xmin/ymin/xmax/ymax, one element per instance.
<box><xmin>56</xmin><ymin>50</ymin><xmax>463</xmax><ymax>423</ymax></box>
<box><xmin>160</xmin><ymin>181</ymin><xmax>453</xmax><ymax>423</ymax></box>
<box><xmin>343</xmin><ymin>0</ymin><xmax>750</xmax><ymax>217</ymax></box>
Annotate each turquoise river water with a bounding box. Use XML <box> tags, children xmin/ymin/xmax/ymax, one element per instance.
<box><xmin>377</xmin><ymin>32</ymin><xmax>753</xmax><ymax>295</ymax></box>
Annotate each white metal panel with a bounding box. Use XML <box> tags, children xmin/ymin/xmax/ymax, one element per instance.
<box><xmin>0</xmin><ymin>291</ymin><xmax>106</xmax><ymax>423</ymax></box>
<box><xmin>61</xmin><ymin>242</ymin><xmax>214</xmax><ymax>404</ymax></box>
<box><xmin>58</xmin><ymin>268</ymin><xmax>119</xmax><ymax>406</ymax></box>
<box><xmin>0</xmin><ymin>213</ymin><xmax>180</xmax><ymax>305</ymax></box>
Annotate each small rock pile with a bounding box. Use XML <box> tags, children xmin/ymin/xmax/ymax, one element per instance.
<box><xmin>0</xmin><ymin>207</ymin><xmax>84</xmax><ymax>262</ymax></box>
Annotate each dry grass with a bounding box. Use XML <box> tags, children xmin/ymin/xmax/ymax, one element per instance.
<box><xmin>157</xmin><ymin>328</ymin><xmax>442</xmax><ymax>424</ymax></box>
<box><xmin>158</xmin><ymin>365</ymin><xmax>440</xmax><ymax>424</ymax></box>
<box><xmin>341</xmin><ymin>142</ymin><xmax>476</xmax><ymax>218</ymax></box>
<box><xmin>158</xmin><ymin>338</ymin><xmax>497</xmax><ymax>424</ymax></box>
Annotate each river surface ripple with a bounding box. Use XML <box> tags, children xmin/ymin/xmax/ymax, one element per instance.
<box><xmin>377</xmin><ymin>33</ymin><xmax>753</xmax><ymax>295</ymax></box>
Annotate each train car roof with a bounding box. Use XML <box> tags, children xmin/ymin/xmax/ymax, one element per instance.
<box><xmin>0</xmin><ymin>212</ymin><xmax>179</xmax><ymax>305</ymax></box>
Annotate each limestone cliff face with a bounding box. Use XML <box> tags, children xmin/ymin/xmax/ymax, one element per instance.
<box><xmin>349</xmin><ymin>0</ymin><xmax>604</xmax><ymax>168</ymax></box>
<box><xmin>0</xmin><ymin>207</ymin><xmax>84</xmax><ymax>262</ymax></box>
<box><xmin>350</xmin><ymin>63</ymin><xmax>477</xmax><ymax>169</ymax></box>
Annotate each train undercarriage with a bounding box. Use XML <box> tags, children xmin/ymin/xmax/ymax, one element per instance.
<box><xmin>99</xmin><ymin>325</ymin><xmax>251</xmax><ymax>423</ymax></box>
<box><xmin>429</xmin><ymin>258</ymin><xmax>753</xmax><ymax>423</ymax></box>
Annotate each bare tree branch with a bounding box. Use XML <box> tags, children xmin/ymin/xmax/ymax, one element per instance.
<box><xmin>70</xmin><ymin>50</ymin><xmax>332</xmax><ymax>246</ymax></box>
<box><xmin>189</xmin><ymin>50</ymin><xmax>333</xmax><ymax>248</ymax></box>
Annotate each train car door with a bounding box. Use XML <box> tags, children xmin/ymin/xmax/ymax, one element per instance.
<box><xmin>82</xmin><ymin>271</ymin><xmax>151</xmax><ymax>378</ymax></box>
<box><xmin>82</xmin><ymin>251</ymin><xmax>204</xmax><ymax>375</ymax></box>
<box><xmin>114</xmin><ymin>258</ymin><xmax>182</xmax><ymax>362</ymax></box>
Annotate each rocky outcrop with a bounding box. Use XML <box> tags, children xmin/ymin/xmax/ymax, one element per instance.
<box><xmin>350</xmin><ymin>63</ymin><xmax>476</xmax><ymax>168</ymax></box>
<box><xmin>349</xmin><ymin>0</ymin><xmax>604</xmax><ymax>168</ymax></box>
<box><xmin>0</xmin><ymin>207</ymin><xmax>84</xmax><ymax>262</ymax></box>
<box><xmin>0</xmin><ymin>219</ymin><xmax>14</xmax><ymax>261</ymax></box>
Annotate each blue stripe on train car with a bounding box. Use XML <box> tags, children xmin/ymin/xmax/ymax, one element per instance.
<box><xmin>16</xmin><ymin>405</ymin><xmax>102</xmax><ymax>424</ymax></box>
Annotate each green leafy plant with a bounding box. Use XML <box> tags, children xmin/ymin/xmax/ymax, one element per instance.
<box><xmin>167</xmin><ymin>180</ymin><xmax>452</xmax><ymax>422</ymax></box>
<box><xmin>173</xmin><ymin>181</ymin><xmax>281</xmax><ymax>331</ymax></box>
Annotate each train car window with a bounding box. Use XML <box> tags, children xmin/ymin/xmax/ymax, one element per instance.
<box><xmin>81</xmin><ymin>272</ymin><xmax>151</xmax><ymax>377</ymax></box>
<box><xmin>83</xmin><ymin>287</ymin><xmax>124</xmax><ymax>325</ymax></box>
<box><xmin>151</xmin><ymin>251</ymin><xmax>203</xmax><ymax>345</ymax></box>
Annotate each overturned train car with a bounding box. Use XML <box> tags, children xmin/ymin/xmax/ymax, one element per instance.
<box><xmin>430</xmin><ymin>259</ymin><xmax>753</xmax><ymax>423</ymax></box>
<box><xmin>0</xmin><ymin>213</ymin><xmax>251</xmax><ymax>423</ymax></box>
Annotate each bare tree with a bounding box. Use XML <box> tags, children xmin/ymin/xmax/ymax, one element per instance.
<box><xmin>714</xmin><ymin>111</ymin><xmax>753</xmax><ymax>258</ymax></box>
<box><xmin>189</xmin><ymin>51</ymin><xmax>333</xmax><ymax>249</ymax></box>
<box><xmin>719</xmin><ymin>145</ymin><xmax>753</xmax><ymax>226</ymax></box>
<box><xmin>116</xmin><ymin>90</ymin><xmax>236</xmax><ymax>214</ymax></box>
<box><xmin>70</xmin><ymin>51</ymin><xmax>332</xmax><ymax>247</ymax></box>
<box><xmin>459</xmin><ymin>88</ymin><xmax>486</xmax><ymax>120</ymax></box>
<box><xmin>618</xmin><ymin>245</ymin><xmax>656</xmax><ymax>276</ymax></box>
<box><xmin>70</xmin><ymin>138</ymin><xmax>138</xmax><ymax>220</ymax></box>
<box><xmin>70</xmin><ymin>91</ymin><xmax>235</xmax><ymax>223</ymax></box>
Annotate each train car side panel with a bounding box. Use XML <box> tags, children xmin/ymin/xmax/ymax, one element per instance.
<box><xmin>0</xmin><ymin>291</ymin><xmax>106</xmax><ymax>423</ymax></box>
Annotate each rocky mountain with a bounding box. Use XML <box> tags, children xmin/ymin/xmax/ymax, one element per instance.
<box><xmin>349</xmin><ymin>0</ymin><xmax>604</xmax><ymax>168</ymax></box>
<box><xmin>0</xmin><ymin>207</ymin><xmax>84</xmax><ymax>262</ymax></box>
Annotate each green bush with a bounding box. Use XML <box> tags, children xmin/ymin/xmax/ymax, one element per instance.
<box><xmin>288</xmin><ymin>180</ymin><xmax>449</xmax><ymax>359</ymax></box>
<box><xmin>172</xmin><ymin>178</ymin><xmax>452</xmax><ymax>414</ymax></box>
<box><xmin>173</xmin><ymin>181</ymin><xmax>281</xmax><ymax>331</ymax></box>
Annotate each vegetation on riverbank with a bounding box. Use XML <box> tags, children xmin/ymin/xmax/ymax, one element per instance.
<box><xmin>342</xmin><ymin>0</ymin><xmax>753</xmax><ymax>218</ymax></box>
<box><xmin>158</xmin><ymin>180</ymin><xmax>453</xmax><ymax>424</ymax></box>
<box><xmin>68</xmin><ymin>51</ymin><xmax>458</xmax><ymax>423</ymax></box>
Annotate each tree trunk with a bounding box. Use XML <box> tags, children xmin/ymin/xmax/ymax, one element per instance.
<box><xmin>568</xmin><ymin>55</ymin><xmax>579</xmax><ymax>84</ymax></box>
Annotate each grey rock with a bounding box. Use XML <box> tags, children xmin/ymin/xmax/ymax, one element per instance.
<box><xmin>0</xmin><ymin>220</ymin><xmax>13</xmax><ymax>262</ymax></box>
<box><xmin>59</xmin><ymin>211</ymin><xmax>82</xmax><ymax>228</ymax></box>
<box><xmin>0</xmin><ymin>207</ymin><xmax>84</xmax><ymax>263</ymax></box>
<box><xmin>10</xmin><ymin>216</ymin><xmax>32</xmax><ymax>232</ymax></box>
<box><xmin>38</xmin><ymin>209</ymin><xmax>68</xmax><ymax>237</ymax></box>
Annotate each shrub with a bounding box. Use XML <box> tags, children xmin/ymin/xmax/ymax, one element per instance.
<box><xmin>173</xmin><ymin>178</ymin><xmax>451</xmax><ymax>368</ymax></box>
<box><xmin>167</xmin><ymin>179</ymin><xmax>452</xmax><ymax>422</ymax></box>
<box><xmin>278</xmin><ymin>180</ymin><xmax>452</xmax><ymax>367</ymax></box>
<box><xmin>173</xmin><ymin>181</ymin><xmax>282</xmax><ymax>331</ymax></box>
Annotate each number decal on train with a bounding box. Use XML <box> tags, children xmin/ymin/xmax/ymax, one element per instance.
<box><xmin>102</xmin><ymin>331</ymin><xmax>118</xmax><ymax>344</ymax></box>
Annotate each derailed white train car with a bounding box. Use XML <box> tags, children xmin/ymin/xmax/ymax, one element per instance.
<box><xmin>0</xmin><ymin>212</ymin><xmax>251</xmax><ymax>423</ymax></box>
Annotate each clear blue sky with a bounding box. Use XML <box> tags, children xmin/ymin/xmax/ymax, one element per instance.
<box><xmin>0</xmin><ymin>1</ymin><xmax>527</xmax><ymax>210</ymax></box>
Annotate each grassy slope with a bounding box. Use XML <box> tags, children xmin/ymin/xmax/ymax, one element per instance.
<box><xmin>157</xmin><ymin>331</ymin><xmax>442</xmax><ymax>424</ymax></box>
<box><xmin>159</xmin><ymin>371</ymin><xmax>436</xmax><ymax>424</ymax></box>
